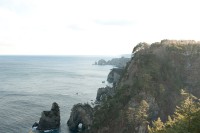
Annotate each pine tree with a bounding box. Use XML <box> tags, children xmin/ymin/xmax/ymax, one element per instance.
<box><xmin>135</xmin><ymin>100</ymin><xmax>149</xmax><ymax>123</ymax></box>
<box><xmin>148</xmin><ymin>90</ymin><xmax>200</xmax><ymax>133</ymax></box>
<box><xmin>149</xmin><ymin>117</ymin><xmax>164</xmax><ymax>133</ymax></box>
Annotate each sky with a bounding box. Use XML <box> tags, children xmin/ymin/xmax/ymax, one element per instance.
<box><xmin>0</xmin><ymin>0</ymin><xmax>200</xmax><ymax>55</ymax></box>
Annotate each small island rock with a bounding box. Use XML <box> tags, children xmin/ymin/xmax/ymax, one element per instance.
<box><xmin>37</xmin><ymin>102</ymin><xmax>60</xmax><ymax>130</ymax></box>
<box><xmin>97</xmin><ymin>59</ymin><xmax>107</xmax><ymax>65</ymax></box>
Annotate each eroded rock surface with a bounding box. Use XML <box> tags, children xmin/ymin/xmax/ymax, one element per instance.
<box><xmin>67</xmin><ymin>103</ymin><xmax>93</xmax><ymax>132</ymax></box>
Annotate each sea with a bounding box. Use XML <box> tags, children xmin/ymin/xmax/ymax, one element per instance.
<box><xmin>0</xmin><ymin>55</ymin><xmax>114</xmax><ymax>133</ymax></box>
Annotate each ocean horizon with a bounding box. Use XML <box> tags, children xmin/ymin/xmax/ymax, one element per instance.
<box><xmin>0</xmin><ymin>55</ymin><xmax>114</xmax><ymax>133</ymax></box>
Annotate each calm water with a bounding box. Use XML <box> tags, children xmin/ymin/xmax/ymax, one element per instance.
<box><xmin>0</xmin><ymin>56</ymin><xmax>113</xmax><ymax>133</ymax></box>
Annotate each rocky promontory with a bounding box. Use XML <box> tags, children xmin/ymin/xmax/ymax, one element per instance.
<box><xmin>68</xmin><ymin>39</ymin><xmax>200</xmax><ymax>133</ymax></box>
<box><xmin>95</xmin><ymin>57</ymin><xmax>130</xmax><ymax>68</ymax></box>
<box><xmin>96</xmin><ymin>86</ymin><xmax>115</xmax><ymax>102</ymax></box>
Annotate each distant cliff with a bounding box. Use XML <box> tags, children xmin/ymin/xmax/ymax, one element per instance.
<box><xmin>68</xmin><ymin>40</ymin><xmax>200</xmax><ymax>133</ymax></box>
<box><xmin>95</xmin><ymin>57</ymin><xmax>130</xmax><ymax>68</ymax></box>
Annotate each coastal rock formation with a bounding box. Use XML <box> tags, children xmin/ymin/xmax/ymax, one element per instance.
<box><xmin>95</xmin><ymin>57</ymin><xmax>130</xmax><ymax>68</ymax></box>
<box><xmin>85</xmin><ymin>40</ymin><xmax>200</xmax><ymax>133</ymax></box>
<box><xmin>96</xmin><ymin>86</ymin><xmax>115</xmax><ymax>102</ymax></box>
<box><xmin>67</xmin><ymin>103</ymin><xmax>93</xmax><ymax>132</ymax></box>
<box><xmin>37</xmin><ymin>102</ymin><xmax>60</xmax><ymax>130</ymax></box>
<box><xmin>107</xmin><ymin>68</ymin><xmax>124</xmax><ymax>84</ymax></box>
<box><xmin>95</xmin><ymin>68</ymin><xmax>124</xmax><ymax>103</ymax></box>
<box><xmin>106</xmin><ymin>57</ymin><xmax>130</xmax><ymax>68</ymax></box>
<box><xmin>97</xmin><ymin>59</ymin><xmax>107</xmax><ymax>65</ymax></box>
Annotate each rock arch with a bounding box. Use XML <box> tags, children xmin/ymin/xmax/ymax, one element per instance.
<box><xmin>67</xmin><ymin>103</ymin><xmax>93</xmax><ymax>132</ymax></box>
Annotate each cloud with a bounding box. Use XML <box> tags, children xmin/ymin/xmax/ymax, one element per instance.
<box><xmin>68</xmin><ymin>25</ymin><xmax>84</xmax><ymax>31</ymax></box>
<box><xmin>0</xmin><ymin>0</ymin><xmax>200</xmax><ymax>55</ymax></box>
<box><xmin>0</xmin><ymin>42</ymin><xmax>12</xmax><ymax>46</ymax></box>
<box><xmin>0</xmin><ymin>0</ymin><xmax>33</xmax><ymax>15</ymax></box>
<box><xmin>95</xmin><ymin>19</ymin><xmax>133</xmax><ymax>26</ymax></box>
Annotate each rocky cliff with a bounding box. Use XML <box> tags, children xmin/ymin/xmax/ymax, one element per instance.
<box><xmin>107</xmin><ymin>68</ymin><xmax>124</xmax><ymax>84</ymax></box>
<box><xmin>90</xmin><ymin>40</ymin><xmax>200</xmax><ymax>133</ymax></box>
<box><xmin>68</xmin><ymin>40</ymin><xmax>200</xmax><ymax>133</ymax></box>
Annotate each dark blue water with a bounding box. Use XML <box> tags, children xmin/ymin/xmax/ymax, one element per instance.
<box><xmin>0</xmin><ymin>56</ymin><xmax>113</xmax><ymax>133</ymax></box>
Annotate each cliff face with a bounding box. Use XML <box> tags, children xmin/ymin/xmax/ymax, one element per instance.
<box><xmin>88</xmin><ymin>40</ymin><xmax>200</xmax><ymax>133</ymax></box>
<box><xmin>107</xmin><ymin>68</ymin><xmax>124</xmax><ymax>84</ymax></box>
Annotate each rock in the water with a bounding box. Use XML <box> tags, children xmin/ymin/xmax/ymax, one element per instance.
<box><xmin>97</xmin><ymin>59</ymin><xmax>107</xmax><ymax>65</ymax></box>
<box><xmin>32</xmin><ymin>122</ymin><xmax>39</xmax><ymax>128</ymax></box>
<box><xmin>37</xmin><ymin>102</ymin><xmax>60</xmax><ymax>130</ymax></box>
<box><xmin>67</xmin><ymin>103</ymin><xmax>93</xmax><ymax>132</ymax></box>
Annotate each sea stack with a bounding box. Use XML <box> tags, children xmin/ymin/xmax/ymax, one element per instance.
<box><xmin>37</xmin><ymin>102</ymin><xmax>60</xmax><ymax>130</ymax></box>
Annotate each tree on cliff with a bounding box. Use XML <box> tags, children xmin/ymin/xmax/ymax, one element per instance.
<box><xmin>132</xmin><ymin>42</ymin><xmax>149</xmax><ymax>56</ymax></box>
<box><xmin>148</xmin><ymin>91</ymin><xmax>200</xmax><ymax>133</ymax></box>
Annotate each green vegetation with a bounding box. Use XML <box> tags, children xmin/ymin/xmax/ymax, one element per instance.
<box><xmin>148</xmin><ymin>91</ymin><xmax>200</xmax><ymax>133</ymax></box>
<box><xmin>92</xmin><ymin>86</ymin><xmax>131</xmax><ymax>129</ymax></box>
<box><xmin>89</xmin><ymin>40</ymin><xmax>200</xmax><ymax>133</ymax></box>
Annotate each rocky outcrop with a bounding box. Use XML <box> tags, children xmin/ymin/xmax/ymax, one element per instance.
<box><xmin>95</xmin><ymin>68</ymin><xmax>124</xmax><ymax>103</ymax></box>
<box><xmin>67</xmin><ymin>103</ymin><xmax>93</xmax><ymax>132</ymax></box>
<box><xmin>96</xmin><ymin>86</ymin><xmax>115</xmax><ymax>102</ymax></box>
<box><xmin>97</xmin><ymin>59</ymin><xmax>107</xmax><ymax>65</ymax></box>
<box><xmin>107</xmin><ymin>68</ymin><xmax>124</xmax><ymax>84</ymax></box>
<box><xmin>95</xmin><ymin>57</ymin><xmax>130</xmax><ymax>68</ymax></box>
<box><xmin>37</xmin><ymin>102</ymin><xmax>60</xmax><ymax>130</ymax></box>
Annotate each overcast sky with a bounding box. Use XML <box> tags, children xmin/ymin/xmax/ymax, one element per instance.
<box><xmin>0</xmin><ymin>0</ymin><xmax>200</xmax><ymax>55</ymax></box>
